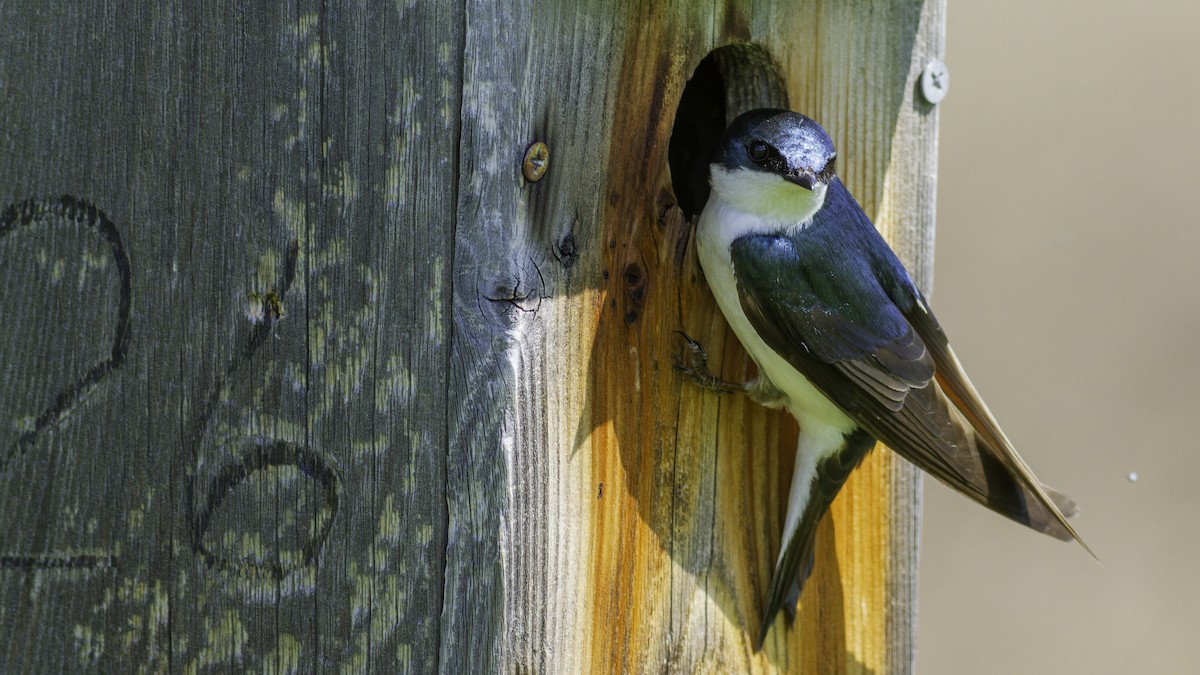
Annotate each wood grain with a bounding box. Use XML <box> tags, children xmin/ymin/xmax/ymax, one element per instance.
<box><xmin>0</xmin><ymin>0</ymin><xmax>942</xmax><ymax>671</ymax></box>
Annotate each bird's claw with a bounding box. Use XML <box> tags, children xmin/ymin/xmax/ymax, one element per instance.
<box><xmin>673</xmin><ymin>331</ymin><xmax>746</xmax><ymax>394</ymax></box>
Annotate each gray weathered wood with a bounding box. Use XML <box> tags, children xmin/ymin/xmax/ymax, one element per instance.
<box><xmin>1</xmin><ymin>1</ymin><xmax>942</xmax><ymax>671</ymax></box>
<box><xmin>1</xmin><ymin>2</ymin><xmax>459</xmax><ymax>671</ymax></box>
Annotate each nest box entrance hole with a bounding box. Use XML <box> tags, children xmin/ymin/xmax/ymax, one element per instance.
<box><xmin>668</xmin><ymin>44</ymin><xmax>790</xmax><ymax>220</ymax></box>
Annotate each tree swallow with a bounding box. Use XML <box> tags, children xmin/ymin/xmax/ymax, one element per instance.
<box><xmin>690</xmin><ymin>109</ymin><xmax>1089</xmax><ymax>648</ymax></box>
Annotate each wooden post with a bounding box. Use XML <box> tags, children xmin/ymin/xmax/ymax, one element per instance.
<box><xmin>0</xmin><ymin>1</ymin><xmax>942</xmax><ymax>671</ymax></box>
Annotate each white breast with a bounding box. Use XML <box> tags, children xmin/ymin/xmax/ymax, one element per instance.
<box><xmin>695</xmin><ymin>192</ymin><xmax>856</xmax><ymax>437</ymax></box>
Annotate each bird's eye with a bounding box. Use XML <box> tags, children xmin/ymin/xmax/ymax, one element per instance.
<box><xmin>747</xmin><ymin>140</ymin><xmax>770</xmax><ymax>162</ymax></box>
<box><xmin>819</xmin><ymin>155</ymin><xmax>837</xmax><ymax>181</ymax></box>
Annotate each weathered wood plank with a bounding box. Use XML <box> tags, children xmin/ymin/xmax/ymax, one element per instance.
<box><xmin>530</xmin><ymin>2</ymin><xmax>944</xmax><ymax>672</ymax></box>
<box><xmin>1</xmin><ymin>1</ymin><xmax>460</xmax><ymax>671</ymax></box>
<box><xmin>0</xmin><ymin>0</ymin><xmax>942</xmax><ymax>671</ymax></box>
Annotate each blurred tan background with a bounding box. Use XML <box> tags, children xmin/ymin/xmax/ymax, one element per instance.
<box><xmin>919</xmin><ymin>1</ymin><xmax>1200</xmax><ymax>673</ymax></box>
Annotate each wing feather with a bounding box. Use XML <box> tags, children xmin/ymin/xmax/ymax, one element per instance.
<box><xmin>729</xmin><ymin>178</ymin><xmax>1085</xmax><ymax>549</ymax></box>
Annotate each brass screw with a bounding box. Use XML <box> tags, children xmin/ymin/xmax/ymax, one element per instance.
<box><xmin>523</xmin><ymin>141</ymin><xmax>549</xmax><ymax>182</ymax></box>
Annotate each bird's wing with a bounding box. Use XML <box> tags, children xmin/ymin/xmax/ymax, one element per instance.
<box><xmin>728</xmin><ymin>180</ymin><xmax>1085</xmax><ymax>549</ymax></box>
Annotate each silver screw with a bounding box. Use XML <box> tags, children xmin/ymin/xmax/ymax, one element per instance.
<box><xmin>920</xmin><ymin>59</ymin><xmax>949</xmax><ymax>104</ymax></box>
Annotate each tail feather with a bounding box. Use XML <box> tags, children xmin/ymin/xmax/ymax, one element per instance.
<box><xmin>756</xmin><ymin>428</ymin><xmax>875</xmax><ymax>650</ymax></box>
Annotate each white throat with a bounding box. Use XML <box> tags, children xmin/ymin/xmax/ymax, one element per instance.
<box><xmin>708</xmin><ymin>165</ymin><xmax>827</xmax><ymax>227</ymax></box>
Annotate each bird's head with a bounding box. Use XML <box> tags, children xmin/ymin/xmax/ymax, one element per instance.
<box><xmin>709</xmin><ymin>109</ymin><xmax>838</xmax><ymax>223</ymax></box>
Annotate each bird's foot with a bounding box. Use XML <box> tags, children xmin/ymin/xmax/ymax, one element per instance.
<box><xmin>673</xmin><ymin>331</ymin><xmax>747</xmax><ymax>394</ymax></box>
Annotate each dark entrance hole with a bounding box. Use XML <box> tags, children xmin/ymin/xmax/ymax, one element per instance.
<box><xmin>668</xmin><ymin>44</ymin><xmax>790</xmax><ymax>220</ymax></box>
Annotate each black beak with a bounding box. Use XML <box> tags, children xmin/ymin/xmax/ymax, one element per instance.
<box><xmin>784</xmin><ymin>170</ymin><xmax>816</xmax><ymax>190</ymax></box>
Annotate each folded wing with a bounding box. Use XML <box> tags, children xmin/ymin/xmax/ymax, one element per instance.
<box><xmin>729</xmin><ymin>179</ymin><xmax>1087</xmax><ymax>559</ymax></box>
